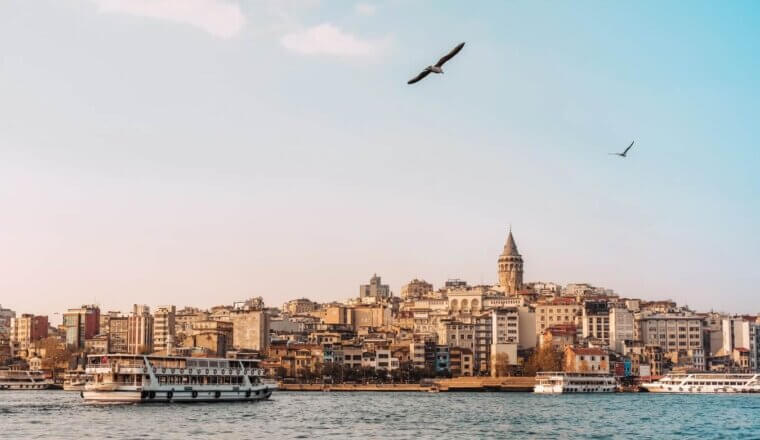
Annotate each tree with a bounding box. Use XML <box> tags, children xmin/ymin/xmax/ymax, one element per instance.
<box><xmin>38</xmin><ymin>337</ymin><xmax>73</xmax><ymax>380</ymax></box>
<box><xmin>521</xmin><ymin>345</ymin><xmax>563</xmax><ymax>376</ymax></box>
<box><xmin>535</xmin><ymin>345</ymin><xmax>562</xmax><ymax>372</ymax></box>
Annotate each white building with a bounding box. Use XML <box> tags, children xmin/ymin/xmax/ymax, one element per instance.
<box><xmin>609</xmin><ymin>306</ymin><xmax>634</xmax><ymax>354</ymax></box>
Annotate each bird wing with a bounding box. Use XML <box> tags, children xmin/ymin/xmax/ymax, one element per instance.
<box><xmin>435</xmin><ymin>42</ymin><xmax>465</xmax><ymax>67</ymax></box>
<box><xmin>622</xmin><ymin>141</ymin><xmax>634</xmax><ymax>155</ymax></box>
<box><xmin>407</xmin><ymin>69</ymin><xmax>432</xmax><ymax>84</ymax></box>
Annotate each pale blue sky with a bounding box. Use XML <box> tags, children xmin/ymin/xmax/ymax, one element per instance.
<box><xmin>1</xmin><ymin>0</ymin><xmax>758</xmax><ymax>319</ymax></box>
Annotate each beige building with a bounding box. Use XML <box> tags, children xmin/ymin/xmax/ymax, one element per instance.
<box><xmin>85</xmin><ymin>334</ymin><xmax>109</xmax><ymax>354</ymax></box>
<box><xmin>401</xmin><ymin>279</ymin><xmax>434</xmax><ymax>300</ymax></box>
<box><xmin>127</xmin><ymin>305</ymin><xmax>153</xmax><ymax>354</ymax></box>
<box><xmin>283</xmin><ymin>298</ymin><xmax>319</xmax><ymax>315</ymax></box>
<box><xmin>359</xmin><ymin>274</ymin><xmax>391</xmax><ymax>303</ymax></box>
<box><xmin>450</xmin><ymin>347</ymin><xmax>474</xmax><ymax>377</ymax></box>
<box><xmin>323</xmin><ymin>305</ymin><xmax>349</xmax><ymax>325</ymax></box>
<box><xmin>11</xmin><ymin>314</ymin><xmax>48</xmax><ymax>354</ymax></box>
<box><xmin>536</xmin><ymin>298</ymin><xmax>581</xmax><ymax>334</ymax></box>
<box><xmin>231</xmin><ymin>309</ymin><xmax>269</xmax><ymax>352</ymax></box>
<box><xmin>637</xmin><ymin>313</ymin><xmax>704</xmax><ymax>353</ymax></box>
<box><xmin>438</xmin><ymin>320</ymin><xmax>475</xmax><ymax>350</ymax></box>
<box><xmin>448</xmin><ymin>289</ymin><xmax>485</xmax><ymax>314</ymax></box>
<box><xmin>350</xmin><ymin>304</ymin><xmax>391</xmax><ymax>329</ymax></box>
<box><xmin>153</xmin><ymin>305</ymin><xmax>176</xmax><ymax>354</ymax></box>
<box><xmin>564</xmin><ymin>347</ymin><xmax>609</xmax><ymax>373</ymax></box>
<box><xmin>497</xmin><ymin>230</ymin><xmax>523</xmax><ymax>295</ymax></box>
<box><xmin>188</xmin><ymin>320</ymin><xmax>233</xmax><ymax>357</ymax></box>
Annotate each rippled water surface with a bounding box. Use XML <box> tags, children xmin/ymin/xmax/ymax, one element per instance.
<box><xmin>2</xmin><ymin>390</ymin><xmax>760</xmax><ymax>439</ymax></box>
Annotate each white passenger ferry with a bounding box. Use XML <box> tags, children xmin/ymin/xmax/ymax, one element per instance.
<box><xmin>82</xmin><ymin>354</ymin><xmax>276</xmax><ymax>403</ymax></box>
<box><xmin>534</xmin><ymin>372</ymin><xmax>617</xmax><ymax>394</ymax></box>
<box><xmin>0</xmin><ymin>368</ymin><xmax>54</xmax><ymax>390</ymax></box>
<box><xmin>641</xmin><ymin>373</ymin><xmax>760</xmax><ymax>393</ymax></box>
<box><xmin>63</xmin><ymin>369</ymin><xmax>90</xmax><ymax>391</ymax></box>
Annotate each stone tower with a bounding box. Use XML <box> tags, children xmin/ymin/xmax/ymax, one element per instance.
<box><xmin>498</xmin><ymin>229</ymin><xmax>523</xmax><ymax>295</ymax></box>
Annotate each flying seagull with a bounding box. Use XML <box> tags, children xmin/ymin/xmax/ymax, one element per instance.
<box><xmin>407</xmin><ymin>42</ymin><xmax>465</xmax><ymax>85</ymax></box>
<box><xmin>610</xmin><ymin>141</ymin><xmax>635</xmax><ymax>157</ymax></box>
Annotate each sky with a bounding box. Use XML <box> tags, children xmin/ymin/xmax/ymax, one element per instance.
<box><xmin>1</xmin><ymin>0</ymin><xmax>759</xmax><ymax>320</ymax></box>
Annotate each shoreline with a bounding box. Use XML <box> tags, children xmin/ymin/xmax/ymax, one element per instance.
<box><xmin>278</xmin><ymin>377</ymin><xmax>537</xmax><ymax>392</ymax></box>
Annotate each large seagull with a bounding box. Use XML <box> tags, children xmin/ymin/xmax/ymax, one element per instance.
<box><xmin>407</xmin><ymin>42</ymin><xmax>465</xmax><ymax>85</ymax></box>
<box><xmin>610</xmin><ymin>141</ymin><xmax>635</xmax><ymax>157</ymax></box>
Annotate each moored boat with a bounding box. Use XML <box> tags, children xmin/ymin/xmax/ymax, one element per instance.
<box><xmin>0</xmin><ymin>368</ymin><xmax>54</xmax><ymax>390</ymax></box>
<box><xmin>641</xmin><ymin>373</ymin><xmax>760</xmax><ymax>393</ymax></box>
<box><xmin>534</xmin><ymin>372</ymin><xmax>617</xmax><ymax>394</ymax></box>
<box><xmin>82</xmin><ymin>354</ymin><xmax>276</xmax><ymax>403</ymax></box>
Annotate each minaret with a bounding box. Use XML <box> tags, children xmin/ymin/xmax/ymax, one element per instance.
<box><xmin>498</xmin><ymin>228</ymin><xmax>523</xmax><ymax>295</ymax></box>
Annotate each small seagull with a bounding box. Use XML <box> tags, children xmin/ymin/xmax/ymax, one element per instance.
<box><xmin>610</xmin><ymin>141</ymin><xmax>635</xmax><ymax>157</ymax></box>
<box><xmin>407</xmin><ymin>42</ymin><xmax>465</xmax><ymax>85</ymax></box>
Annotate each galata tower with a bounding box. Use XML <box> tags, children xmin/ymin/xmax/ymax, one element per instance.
<box><xmin>498</xmin><ymin>228</ymin><xmax>523</xmax><ymax>295</ymax></box>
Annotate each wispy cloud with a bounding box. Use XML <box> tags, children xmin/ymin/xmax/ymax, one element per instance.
<box><xmin>89</xmin><ymin>0</ymin><xmax>246</xmax><ymax>39</ymax></box>
<box><xmin>354</xmin><ymin>2</ymin><xmax>377</xmax><ymax>16</ymax></box>
<box><xmin>280</xmin><ymin>23</ymin><xmax>388</xmax><ymax>57</ymax></box>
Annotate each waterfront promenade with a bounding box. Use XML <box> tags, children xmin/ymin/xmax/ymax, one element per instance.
<box><xmin>278</xmin><ymin>376</ymin><xmax>537</xmax><ymax>392</ymax></box>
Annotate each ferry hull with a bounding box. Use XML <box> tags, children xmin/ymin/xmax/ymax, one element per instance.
<box><xmin>0</xmin><ymin>383</ymin><xmax>54</xmax><ymax>390</ymax></box>
<box><xmin>641</xmin><ymin>384</ymin><xmax>760</xmax><ymax>394</ymax></box>
<box><xmin>82</xmin><ymin>387</ymin><xmax>274</xmax><ymax>403</ymax></box>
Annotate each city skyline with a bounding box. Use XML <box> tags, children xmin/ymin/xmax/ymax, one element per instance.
<box><xmin>2</xmin><ymin>1</ymin><xmax>759</xmax><ymax>317</ymax></box>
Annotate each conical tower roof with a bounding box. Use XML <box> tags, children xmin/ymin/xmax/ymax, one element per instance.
<box><xmin>501</xmin><ymin>230</ymin><xmax>520</xmax><ymax>257</ymax></box>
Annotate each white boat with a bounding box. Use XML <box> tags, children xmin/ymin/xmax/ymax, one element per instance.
<box><xmin>534</xmin><ymin>372</ymin><xmax>617</xmax><ymax>394</ymax></box>
<box><xmin>0</xmin><ymin>368</ymin><xmax>54</xmax><ymax>390</ymax></box>
<box><xmin>82</xmin><ymin>354</ymin><xmax>276</xmax><ymax>403</ymax></box>
<box><xmin>641</xmin><ymin>373</ymin><xmax>760</xmax><ymax>393</ymax></box>
<box><xmin>63</xmin><ymin>369</ymin><xmax>90</xmax><ymax>391</ymax></box>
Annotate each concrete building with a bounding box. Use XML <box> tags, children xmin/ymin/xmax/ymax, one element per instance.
<box><xmin>438</xmin><ymin>320</ymin><xmax>475</xmax><ymax>351</ymax></box>
<box><xmin>359</xmin><ymin>274</ymin><xmax>391</xmax><ymax>303</ymax></box>
<box><xmin>188</xmin><ymin>320</ymin><xmax>233</xmax><ymax>357</ymax></box>
<box><xmin>283</xmin><ymin>298</ymin><xmax>319</xmax><ymax>315</ymax></box>
<box><xmin>609</xmin><ymin>306</ymin><xmax>635</xmax><ymax>353</ymax></box>
<box><xmin>85</xmin><ymin>334</ymin><xmax>109</xmax><ymax>354</ymax></box>
<box><xmin>401</xmin><ymin>279</ymin><xmax>434</xmax><ymax>300</ymax></box>
<box><xmin>450</xmin><ymin>347</ymin><xmax>474</xmax><ymax>377</ymax></box>
<box><xmin>410</xmin><ymin>342</ymin><xmax>426</xmax><ymax>369</ymax></box>
<box><xmin>582</xmin><ymin>301</ymin><xmax>610</xmax><ymax>346</ymax></box>
<box><xmin>107</xmin><ymin>315</ymin><xmax>129</xmax><ymax>354</ymax></box>
<box><xmin>434</xmin><ymin>345</ymin><xmax>450</xmax><ymax>374</ymax></box>
<box><xmin>323</xmin><ymin>305</ymin><xmax>349</xmax><ymax>325</ymax></box>
<box><xmin>350</xmin><ymin>304</ymin><xmax>391</xmax><ymax>329</ymax></box>
<box><xmin>489</xmin><ymin>308</ymin><xmax>520</xmax><ymax>374</ymax></box>
<box><xmin>153</xmin><ymin>305</ymin><xmax>176</xmax><ymax>354</ymax></box>
<box><xmin>721</xmin><ymin>316</ymin><xmax>760</xmax><ymax>371</ymax></box>
<box><xmin>497</xmin><ymin>229</ymin><xmax>523</xmax><ymax>295</ymax></box>
<box><xmin>0</xmin><ymin>305</ymin><xmax>14</xmax><ymax>362</ymax></box>
<box><xmin>637</xmin><ymin>313</ymin><xmax>704</xmax><ymax>355</ymax></box>
<box><xmin>10</xmin><ymin>314</ymin><xmax>48</xmax><ymax>354</ymax></box>
<box><xmin>0</xmin><ymin>305</ymin><xmax>15</xmax><ymax>339</ymax></box>
<box><xmin>63</xmin><ymin>305</ymin><xmax>100</xmax><ymax>350</ymax></box>
<box><xmin>127</xmin><ymin>305</ymin><xmax>153</xmax><ymax>354</ymax></box>
<box><xmin>536</xmin><ymin>298</ymin><xmax>581</xmax><ymax>334</ymax></box>
<box><xmin>231</xmin><ymin>309</ymin><xmax>269</xmax><ymax>352</ymax></box>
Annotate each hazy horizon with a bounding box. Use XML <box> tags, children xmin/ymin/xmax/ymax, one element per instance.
<box><xmin>2</xmin><ymin>1</ymin><xmax>759</xmax><ymax>319</ymax></box>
